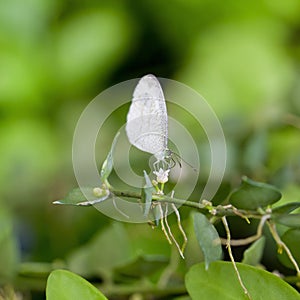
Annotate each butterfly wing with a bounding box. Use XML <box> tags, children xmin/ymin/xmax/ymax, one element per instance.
<box><xmin>126</xmin><ymin>74</ymin><xmax>168</xmax><ymax>158</ymax></box>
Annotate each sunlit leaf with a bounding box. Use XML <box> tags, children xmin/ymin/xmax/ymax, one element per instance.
<box><xmin>242</xmin><ymin>236</ymin><xmax>265</xmax><ymax>266</ymax></box>
<box><xmin>272</xmin><ymin>202</ymin><xmax>300</xmax><ymax>215</ymax></box>
<box><xmin>46</xmin><ymin>269</ymin><xmax>107</xmax><ymax>300</ymax></box>
<box><xmin>100</xmin><ymin>132</ymin><xmax>120</xmax><ymax>182</ymax></box>
<box><xmin>53</xmin><ymin>187</ymin><xmax>109</xmax><ymax>206</ymax></box>
<box><xmin>193</xmin><ymin>213</ymin><xmax>222</xmax><ymax>269</ymax></box>
<box><xmin>185</xmin><ymin>262</ymin><xmax>300</xmax><ymax>300</ymax></box>
<box><xmin>277</xmin><ymin>228</ymin><xmax>300</xmax><ymax>270</ymax></box>
<box><xmin>273</xmin><ymin>214</ymin><xmax>300</xmax><ymax>228</ymax></box>
<box><xmin>229</xmin><ymin>176</ymin><xmax>282</xmax><ymax>210</ymax></box>
<box><xmin>184</xmin><ymin>213</ymin><xmax>205</xmax><ymax>268</ymax></box>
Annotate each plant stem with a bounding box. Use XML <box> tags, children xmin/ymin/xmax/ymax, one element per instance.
<box><xmin>222</xmin><ymin>216</ymin><xmax>252</xmax><ymax>300</ymax></box>
<box><xmin>164</xmin><ymin>204</ymin><xmax>185</xmax><ymax>259</ymax></box>
<box><xmin>267</xmin><ymin>221</ymin><xmax>300</xmax><ymax>276</ymax></box>
<box><xmin>111</xmin><ymin>188</ymin><xmax>264</xmax><ymax>218</ymax></box>
<box><xmin>172</xmin><ymin>203</ymin><xmax>188</xmax><ymax>255</ymax></box>
<box><xmin>220</xmin><ymin>214</ymin><xmax>270</xmax><ymax>246</ymax></box>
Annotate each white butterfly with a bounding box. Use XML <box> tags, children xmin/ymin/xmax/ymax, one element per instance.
<box><xmin>126</xmin><ymin>74</ymin><xmax>171</xmax><ymax>171</ymax></box>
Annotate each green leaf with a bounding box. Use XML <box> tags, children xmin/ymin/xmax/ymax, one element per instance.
<box><xmin>242</xmin><ymin>236</ymin><xmax>265</xmax><ymax>266</ymax></box>
<box><xmin>185</xmin><ymin>262</ymin><xmax>300</xmax><ymax>300</ymax></box>
<box><xmin>274</xmin><ymin>214</ymin><xmax>300</xmax><ymax>228</ymax></box>
<box><xmin>46</xmin><ymin>269</ymin><xmax>108</xmax><ymax>300</ymax></box>
<box><xmin>100</xmin><ymin>132</ymin><xmax>120</xmax><ymax>182</ymax></box>
<box><xmin>193</xmin><ymin>213</ymin><xmax>222</xmax><ymax>269</ymax></box>
<box><xmin>67</xmin><ymin>223</ymin><xmax>133</xmax><ymax>279</ymax></box>
<box><xmin>184</xmin><ymin>213</ymin><xmax>205</xmax><ymax>267</ymax></box>
<box><xmin>53</xmin><ymin>187</ymin><xmax>109</xmax><ymax>206</ymax></box>
<box><xmin>272</xmin><ymin>202</ymin><xmax>300</xmax><ymax>215</ymax></box>
<box><xmin>113</xmin><ymin>223</ymin><xmax>171</xmax><ymax>281</ymax></box>
<box><xmin>278</xmin><ymin>228</ymin><xmax>300</xmax><ymax>269</ymax></box>
<box><xmin>229</xmin><ymin>176</ymin><xmax>282</xmax><ymax>210</ymax></box>
<box><xmin>142</xmin><ymin>170</ymin><xmax>155</xmax><ymax>217</ymax></box>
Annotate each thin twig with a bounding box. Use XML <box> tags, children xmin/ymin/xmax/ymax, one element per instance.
<box><xmin>158</xmin><ymin>203</ymin><xmax>172</xmax><ymax>244</ymax></box>
<box><xmin>164</xmin><ymin>204</ymin><xmax>184</xmax><ymax>259</ymax></box>
<box><xmin>110</xmin><ymin>188</ymin><xmax>264</xmax><ymax>218</ymax></box>
<box><xmin>171</xmin><ymin>203</ymin><xmax>188</xmax><ymax>255</ymax></box>
<box><xmin>220</xmin><ymin>214</ymin><xmax>270</xmax><ymax>246</ymax></box>
<box><xmin>267</xmin><ymin>221</ymin><xmax>300</xmax><ymax>276</ymax></box>
<box><xmin>232</xmin><ymin>206</ymin><xmax>250</xmax><ymax>223</ymax></box>
<box><xmin>222</xmin><ymin>217</ymin><xmax>252</xmax><ymax>300</ymax></box>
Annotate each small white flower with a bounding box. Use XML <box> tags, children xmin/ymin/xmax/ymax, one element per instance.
<box><xmin>153</xmin><ymin>168</ymin><xmax>170</xmax><ymax>184</ymax></box>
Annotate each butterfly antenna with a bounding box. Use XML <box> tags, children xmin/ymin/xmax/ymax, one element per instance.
<box><xmin>169</xmin><ymin>156</ymin><xmax>178</xmax><ymax>169</ymax></box>
<box><xmin>172</xmin><ymin>155</ymin><xmax>181</xmax><ymax>168</ymax></box>
<box><xmin>172</xmin><ymin>152</ymin><xmax>197</xmax><ymax>172</ymax></box>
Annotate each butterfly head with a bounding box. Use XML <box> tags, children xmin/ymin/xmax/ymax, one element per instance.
<box><xmin>153</xmin><ymin>149</ymin><xmax>175</xmax><ymax>172</ymax></box>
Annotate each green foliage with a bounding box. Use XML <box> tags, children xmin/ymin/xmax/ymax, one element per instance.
<box><xmin>67</xmin><ymin>223</ymin><xmax>133</xmax><ymax>280</ymax></box>
<box><xmin>229</xmin><ymin>176</ymin><xmax>282</xmax><ymax>210</ymax></box>
<box><xmin>272</xmin><ymin>201</ymin><xmax>300</xmax><ymax>228</ymax></box>
<box><xmin>1</xmin><ymin>0</ymin><xmax>300</xmax><ymax>299</ymax></box>
<box><xmin>100</xmin><ymin>132</ymin><xmax>120</xmax><ymax>182</ymax></box>
<box><xmin>54</xmin><ymin>8</ymin><xmax>132</xmax><ymax>91</ymax></box>
<box><xmin>114</xmin><ymin>255</ymin><xmax>169</xmax><ymax>279</ymax></box>
<box><xmin>268</xmin><ymin>127</ymin><xmax>300</xmax><ymax>174</ymax></box>
<box><xmin>0</xmin><ymin>120</ymin><xmax>60</xmax><ymax>202</ymax></box>
<box><xmin>54</xmin><ymin>133</ymin><xmax>120</xmax><ymax>206</ymax></box>
<box><xmin>184</xmin><ymin>213</ymin><xmax>205</xmax><ymax>267</ymax></box>
<box><xmin>66</xmin><ymin>221</ymin><xmax>170</xmax><ymax>283</ymax></box>
<box><xmin>51</xmin><ymin>139</ymin><xmax>300</xmax><ymax>298</ymax></box>
<box><xmin>54</xmin><ymin>187</ymin><xmax>109</xmax><ymax>206</ymax></box>
<box><xmin>46</xmin><ymin>269</ymin><xmax>108</xmax><ymax>300</ymax></box>
<box><xmin>278</xmin><ymin>229</ymin><xmax>300</xmax><ymax>269</ymax></box>
<box><xmin>272</xmin><ymin>202</ymin><xmax>300</xmax><ymax>215</ymax></box>
<box><xmin>274</xmin><ymin>214</ymin><xmax>300</xmax><ymax>228</ymax></box>
<box><xmin>185</xmin><ymin>262</ymin><xmax>300</xmax><ymax>300</ymax></box>
<box><xmin>193</xmin><ymin>213</ymin><xmax>222</xmax><ymax>269</ymax></box>
<box><xmin>242</xmin><ymin>237</ymin><xmax>266</xmax><ymax>266</ymax></box>
<box><xmin>142</xmin><ymin>170</ymin><xmax>155</xmax><ymax>216</ymax></box>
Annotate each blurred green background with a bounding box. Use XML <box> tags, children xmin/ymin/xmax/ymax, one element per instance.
<box><xmin>1</xmin><ymin>0</ymin><xmax>300</xmax><ymax>299</ymax></box>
